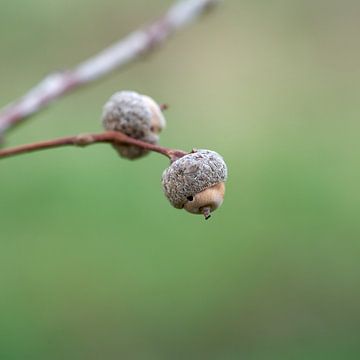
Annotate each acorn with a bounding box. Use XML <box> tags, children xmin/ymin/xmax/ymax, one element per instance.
<box><xmin>102</xmin><ymin>91</ymin><xmax>166</xmax><ymax>159</ymax></box>
<box><xmin>162</xmin><ymin>149</ymin><xmax>228</xmax><ymax>219</ymax></box>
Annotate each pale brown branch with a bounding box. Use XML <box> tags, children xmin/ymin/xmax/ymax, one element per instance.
<box><xmin>0</xmin><ymin>0</ymin><xmax>219</xmax><ymax>137</ymax></box>
<box><xmin>0</xmin><ymin>131</ymin><xmax>188</xmax><ymax>162</ymax></box>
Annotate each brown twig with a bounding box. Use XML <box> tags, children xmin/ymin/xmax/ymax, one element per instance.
<box><xmin>0</xmin><ymin>0</ymin><xmax>219</xmax><ymax>137</ymax></box>
<box><xmin>0</xmin><ymin>131</ymin><xmax>188</xmax><ymax>162</ymax></box>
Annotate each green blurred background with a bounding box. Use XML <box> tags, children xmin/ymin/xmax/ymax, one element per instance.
<box><xmin>1</xmin><ymin>0</ymin><xmax>359</xmax><ymax>359</ymax></box>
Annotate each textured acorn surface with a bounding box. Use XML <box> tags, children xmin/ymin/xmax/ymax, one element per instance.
<box><xmin>162</xmin><ymin>150</ymin><xmax>228</xmax><ymax>209</ymax></box>
<box><xmin>102</xmin><ymin>91</ymin><xmax>159</xmax><ymax>159</ymax></box>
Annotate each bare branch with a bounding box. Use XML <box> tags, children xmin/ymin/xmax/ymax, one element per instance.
<box><xmin>0</xmin><ymin>131</ymin><xmax>188</xmax><ymax>162</ymax></box>
<box><xmin>0</xmin><ymin>0</ymin><xmax>219</xmax><ymax>137</ymax></box>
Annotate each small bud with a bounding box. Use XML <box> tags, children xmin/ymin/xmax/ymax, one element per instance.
<box><xmin>102</xmin><ymin>91</ymin><xmax>166</xmax><ymax>159</ymax></box>
<box><xmin>162</xmin><ymin>149</ymin><xmax>228</xmax><ymax>219</ymax></box>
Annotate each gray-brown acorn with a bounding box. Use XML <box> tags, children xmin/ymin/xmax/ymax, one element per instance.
<box><xmin>162</xmin><ymin>149</ymin><xmax>228</xmax><ymax>219</ymax></box>
<box><xmin>102</xmin><ymin>91</ymin><xmax>166</xmax><ymax>159</ymax></box>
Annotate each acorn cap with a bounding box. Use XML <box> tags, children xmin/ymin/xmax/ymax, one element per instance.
<box><xmin>162</xmin><ymin>149</ymin><xmax>228</xmax><ymax>209</ymax></box>
<box><xmin>102</xmin><ymin>91</ymin><xmax>165</xmax><ymax>159</ymax></box>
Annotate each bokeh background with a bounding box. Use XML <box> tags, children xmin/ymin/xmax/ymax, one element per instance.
<box><xmin>1</xmin><ymin>0</ymin><xmax>359</xmax><ymax>359</ymax></box>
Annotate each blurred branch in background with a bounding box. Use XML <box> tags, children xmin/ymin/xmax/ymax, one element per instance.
<box><xmin>0</xmin><ymin>0</ymin><xmax>219</xmax><ymax>140</ymax></box>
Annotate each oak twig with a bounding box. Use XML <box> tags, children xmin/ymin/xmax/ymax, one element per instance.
<box><xmin>0</xmin><ymin>0</ymin><xmax>219</xmax><ymax>137</ymax></box>
<box><xmin>0</xmin><ymin>131</ymin><xmax>188</xmax><ymax>162</ymax></box>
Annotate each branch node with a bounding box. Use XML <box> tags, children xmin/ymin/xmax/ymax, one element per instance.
<box><xmin>74</xmin><ymin>134</ymin><xmax>96</xmax><ymax>147</ymax></box>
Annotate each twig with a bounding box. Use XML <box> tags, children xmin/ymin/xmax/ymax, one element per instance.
<box><xmin>0</xmin><ymin>0</ymin><xmax>219</xmax><ymax>137</ymax></box>
<box><xmin>0</xmin><ymin>131</ymin><xmax>188</xmax><ymax>162</ymax></box>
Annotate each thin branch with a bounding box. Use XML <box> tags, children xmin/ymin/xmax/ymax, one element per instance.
<box><xmin>0</xmin><ymin>131</ymin><xmax>188</xmax><ymax>162</ymax></box>
<box><xmin>0</xmin><ymin>0</ymin><xmax>219</xmax><ymax>137</ymax></box>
